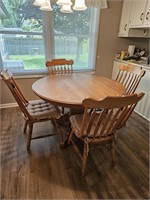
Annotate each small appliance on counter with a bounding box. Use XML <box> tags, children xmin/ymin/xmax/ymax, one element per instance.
<box><xmin>123</xmin><ymin>47</ymin><xmax>146</xmax><ymax>61</ymax></box>
<box><xmin>128</xmin><ymin>45</ymin><xmax>135</xmax><ymax>56</ymax></box>
<box><xmin>116</xmin><ymin>45</ymin><xmax>149</xmax><ymax>65</ymax></box>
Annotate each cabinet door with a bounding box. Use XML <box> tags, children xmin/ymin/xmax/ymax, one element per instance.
<box><xmin>143</xmin><ymin>0</ymin><xmax>150</xmax><ymax>26</ymax></box>
<box><xmin>112</xmin><ymin>61</ymin><xmax>125</xmax><ymax>79</ymax></box>
<box><xmin>130</xmin><ymin>0</ymin><xmax>147</xmax><ymax>27</ymax></box>
<box><xmin>135</xmin><ymin>69</ymin><xmax>150</xmax><ymax>121</ymax></box>
<box><xmin>118</xmin><ymin>0</ymin><xmax>132</xmax><ymax>36</ymax></box>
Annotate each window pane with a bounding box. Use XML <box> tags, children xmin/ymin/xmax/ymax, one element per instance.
<box><xmin>0</xmin><ymin>33</ymin><xmax>45</xmax><ymax>74</ymax></box>
<box><xmin>52</xmin><ymin>5</ymin><xmax>99</xmax><ymax>71</ymax></box>
<box><xmin>0</xmin><ymin>0</ymin><xmax>45</xmax><ymax>74</ymax></box>
<box><xmin>1</xmin><ymin>0</ymin><xmax>42</xmax><ymax>32</ymax></box>
<box><xmin>54</xmin><ymin>36</ymin><xmax>89</xmax><ymax>70</ymax></box>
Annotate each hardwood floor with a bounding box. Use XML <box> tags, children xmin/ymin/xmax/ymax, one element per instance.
<box><xmin>0</xmin><ymin>107</ymin><xmax>149</xmax><ymax>199</ymax></box>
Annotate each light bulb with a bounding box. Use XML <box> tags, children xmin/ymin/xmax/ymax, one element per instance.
<box><xmin>40</xmin><ymin>0</ymin><xmax>53</xmax><ymax>11</ymax></box>
<box><xmin>56</xmin><ymin>0</ymin><xmax>72</xmax><ymax>6</ymax></box>
<box><xmin>60</xmin><ymin>4</ymin><xmax>73</xmax><ymax>13</ymax></box>
<box><xmin>73</xmin><ymin>0</ymin><xmax>87</xmax><ymax>11</ymax></box>
<box><xmin>33</xmin><ymin>0</ymin><xmax>47</xmax><ymax>7</ymax></box>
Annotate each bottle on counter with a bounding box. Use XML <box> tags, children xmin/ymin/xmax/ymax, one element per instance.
<box><xmin>120</xmin><ymin>51</ymin><xmax>128</xmax><ymax>60</ymax></box>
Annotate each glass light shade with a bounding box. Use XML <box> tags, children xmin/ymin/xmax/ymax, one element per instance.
<box><xmin>40</xmin><ymin>0</ymin><xmax>53</xmax><ymax>11</ymax></box>
<box><xmin>73</xmin><ymin>0</ymin><xmax>87</xmax><ymax>11</ymax></box>
<box><xmin>33</xmin><ymin>0</ymin><xmax>47</xmax><ymax>6</ymax></box>
<box><xmin>60</xmin><ymin>4</ymin><xmax>73</xmax><ymax>13</ymax></box>
<box><xmin>56</xmin><ymin>0</ymin><xmax>72</xmax><ymax>6</ymax></box>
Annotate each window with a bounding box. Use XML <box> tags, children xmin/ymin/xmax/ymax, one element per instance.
<box><xmin>0</xmin><ymin>0</ymin><xmax>45</xmax><ymax>74</ymax></box>
<box><xmin>0</xmin><ymin>0</ymin><xmax>100</xmax><ymax>75</ymax></box>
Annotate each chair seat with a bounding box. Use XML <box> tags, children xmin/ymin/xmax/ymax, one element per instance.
<box><xmin>27</xmin><ymin>100</ymin><xmax>61</xmax><ymax>119</ymax></box>
<box><xmin>70</xmin><ymin>113</ymin><xmax>111</xmax><ymax>138</ymax></box>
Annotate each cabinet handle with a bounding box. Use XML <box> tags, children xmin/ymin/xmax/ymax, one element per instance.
<box><xmin>146</xmin><ymin>12</ymin><xmax>150</xmax><ymax>20</ymax></box>
<box><xmin>124</xmin><ymin>24</ymin><xmax>127</xmax><ymax>31</ymax></box>
<box><xmin>140</xmin><ymin>13</ymin><xmax>144</xmax><ymax>21</ymax></box>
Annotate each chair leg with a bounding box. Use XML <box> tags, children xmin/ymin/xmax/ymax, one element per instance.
<box><xmin>27</xmin><ymin>123</ymin><xmax>33</xmax><ymax>151</ymax></box>
<box><xmin>51</xmin><ymin>119</ymin><xmax>56</xmax><ymax>127</ymax></box>
<box><xmin>82</xmin><ymin>141</ymin><xmax>89</xmax><ymax>176</ymax></box>
<box><xmin>68</xmin><ymin>129</ymin><xmax>74</xmax><ymax>145</ymax></box>
<box><xmin>62</xmin><ymin>107</ymin><xmax>65</xmax><ymax>114</ymax></box>
<box><xmin>24</xmin><ymin>120</ymin><xmax>28</xmax><ymax>134</ymax></box>
<box><xmin>110</xmin><ymin>139</ymin><xmax>115</xmax><ymax>166</ymax></box>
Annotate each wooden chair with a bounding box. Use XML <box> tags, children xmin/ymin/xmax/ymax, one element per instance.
<box><xmin>46</xmin><ymin>58</ymin><xmax>74</xmax><ymax>75</ymax></box>
<box><xmin>1</xmin><ymin>70</ymin><xmax>64</xmax><ymax>151</ymax></box>
<box><xmin>116</xmin><ymin>64</ymin><xmax>145</xmax><ymax>94</ymax></box>
<box><xmin>68</xmin><ymin>93</ymin><xmax>144</xmax><ymax>176</ymax></box>
<box><xmin>46</xmin><ymin>58</ymin><xmax>74</xmax><ymax>114</ymax></box>
<box><xmin>90</xmin><ymin>64</ymin><xmax>145</xmax><ymax>115</ymax></box>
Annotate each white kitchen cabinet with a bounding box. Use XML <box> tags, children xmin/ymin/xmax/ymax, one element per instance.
<box><xmin>130</xmin><ymin>0</ymin><xmax>148</xmax><ymax>27</ymax></box>
<box><xmin>118</xmin><ymin>0</ymin><xmax>133</xmax><ymax>36</ymax></box>
<box><xmin>112</xmin><ymin>60</ymin><xmax>120</xmax><ymax>80</ymax></box>
<box><xmin>143</xmin><ymin>0</ymin><xmax>150</xmax><ymax>26</ymax></box>
<box><xmin>118</xmin><ymin>0</ymin><xmax>150</xmax><ymax>37</ymax></box>
<box><xmin>112</xmin><ymin>60</ymin><xmax>150</xmax><ymax>121</ymax></box>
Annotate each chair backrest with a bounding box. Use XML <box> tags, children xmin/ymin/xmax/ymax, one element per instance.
<box><xmin>1</xmin><ymin>70</ymin><xmax>31</xmax><ymax>119</ymax></box>
<box><xmin>115</xmin><ymin>64</ymin><xmax>145</xmax><ymax>94</ymax></box>
<box><xmin>46</xmin><ymin>58</ymin><xmax>74</xmax><ymax>75</ymax></box>
<box><xmin>80</xmin><ymin>93</ymin><xmax>144</xmax><ymax>138</ymax></box>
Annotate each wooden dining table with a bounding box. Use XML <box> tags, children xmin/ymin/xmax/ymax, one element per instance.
<box><xmin>32</xmin><ymin>73</ymin><xmax>126</xmax><ymax>147</ymax></box>
<box><xmin>32</xmin><ymin>73</ymin><xmax>125</xmax><ymax>109</ymax></box>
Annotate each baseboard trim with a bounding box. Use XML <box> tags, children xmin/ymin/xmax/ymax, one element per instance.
<box><xmin>0</xmin><ymin>103</ymin><xmax>18</xmax><ymax>109</ymax></box>
<box><xmin>0</xmin><ymin>100</ymin><xmax>38</xmax><ymax>109</ymax></box>
<box><xmin>134</xmin><ymin>110</ymin><xmax>150</xmax><ymax>122</ymax></box>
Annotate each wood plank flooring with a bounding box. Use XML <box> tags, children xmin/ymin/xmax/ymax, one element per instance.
<box><xmin>0</xmin><ymin>107</ymin><xmax>149</xmax><ymax>199</ymax></box>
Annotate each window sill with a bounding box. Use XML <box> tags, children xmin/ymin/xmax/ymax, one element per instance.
<box><xmin>12</xmin><ymin>70</ymin><xmax>95</xmax><ymax>79</ymax></box>
<box><xmin>13</xmin><ymin>73</ymin><xmax>47</xmax><ymax>79</ymax></box>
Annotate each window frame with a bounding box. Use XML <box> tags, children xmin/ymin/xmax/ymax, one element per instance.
<box><xmin>0</xmin><ymin>7</ymin><xmax>100</xmax><ymax>76</ymax></box>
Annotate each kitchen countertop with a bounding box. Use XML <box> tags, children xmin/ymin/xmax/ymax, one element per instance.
<box><xmin>114</xmin><ymin>59</ymin><xmax>150</xmax><ymax>70</ymax></box>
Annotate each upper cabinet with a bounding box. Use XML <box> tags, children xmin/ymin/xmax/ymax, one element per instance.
<box><xmin>143</xmin><ymin>0</ymin><xmax>150</xmax><ymax>26</ymax></box>
<box><xmin>118</xmin><ymin>0</ymin><xmax>150</xmax><ymax>37</ymax></box>
<box><xmin>118</xmin><ymin>0</ymin><xmax>132</xmax><ymax>36</ymax></box>
<box><xmin>130</xmin><ymin>0</ymin><xmax>147</xmax><ymax>27</ymax></box>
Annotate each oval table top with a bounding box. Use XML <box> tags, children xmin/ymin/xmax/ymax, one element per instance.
<box><xmin>32</xmin><ymin>73</ymin><xmax>125</xmax><ymax>109</ymax></box>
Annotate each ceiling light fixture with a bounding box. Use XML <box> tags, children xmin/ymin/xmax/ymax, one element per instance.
<box><xmin>56</xmin><ymin>0</ymin><xmax>73</xmax><ymax>6</ymax></box>
<box><xmin>73</xmin><ymin>0</ymin><xmax>87</xmax><ymax>11</ymax></box>
<box><xmin>33</xmin><ymin>0</ymin><xmax>47</xmax><ymax>6</ymax></box>
<box><xmin>40</xmin><ymin>0</ymin><xmax>53</xmax><ymax>11</ymax></box>
<box><xmin>60</xmin><ymin>4</ymin><xmax>73</xmax><ymax>13</ymax></box>
<box><xmin>33</xmin><ymin>0</ymin><xmax>87</xmax><ymax>12</ymax></box>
